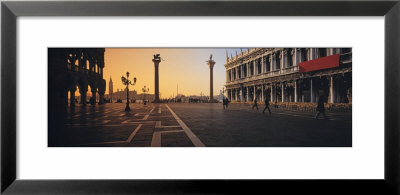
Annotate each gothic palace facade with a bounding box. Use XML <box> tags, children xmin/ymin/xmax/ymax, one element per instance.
<box><xmin>224</xmin><ymin>48</ymin><xmax>352</xmax><ymax>104</ymax></box>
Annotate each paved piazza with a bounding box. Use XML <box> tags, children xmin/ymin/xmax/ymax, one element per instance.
<box><xmin>50</xmin><ymin>103</ymin><xmax>351</xmax><ymax>147</ymax></box>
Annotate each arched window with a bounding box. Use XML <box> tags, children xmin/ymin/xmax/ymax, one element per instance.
<box><xmin>287</xmin><ymin>49</ymin><xmax>293</xmax><ymax>67</ymax></box>
<box><xmin>238</xmin><ymin>66</ymin><xmax>242</xmax><ymax>79</ymax></box>
<box><xmin>275</xmin><ymin>53</ymin><xmax>280</xmax><ymax>70</ymax></box>
<box><xmin>301</xmin><ymin>49</ymin><xmax>308</xmax><ymax>62</ymax></box>
<box><xmin>318</xmin><ymin>48</ymin><xmax>327</xmax><ymax>58</ymax></box>
<box><xmin>266</xmin><ymin>56</ymin><xmax>270</xmax><ymax>72</ymax></box>
<box><xmin>244</xmin><ymin>64</ymin><xmax>247</xmax><ymax>77</ymax></box>
<box><xmin>250</xmin><ymin>61</ymin><xmax>254</xmax><ymax>76</ymax></box>
<box><xmin>86</xmin><ymin>60</ymin><xmax>89</xmax><ymax>70</ymax></box>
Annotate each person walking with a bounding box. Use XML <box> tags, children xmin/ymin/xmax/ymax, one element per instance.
<box><xmin>262</xmin><ymin>97</ymin><xmax>271</xmax><ymax>115</ymax></box>
<box><xmin>252</xmin><ymin>98</ymin><xmax>259</xmax><ymax>111</ymax></box>
<box><xmin>222</xmin><ymin>98</ymin><xmax>226</xmax><ymax>110</ymax></box>
<box><xmin>315</xmin><ymin>95</ymin><xmax>328</xmax><ymax>120</ymax></box>
<box><xmin>225</xmin><ymin>98</ymin><xmax>229</xmax><ymax>109</ymax></box>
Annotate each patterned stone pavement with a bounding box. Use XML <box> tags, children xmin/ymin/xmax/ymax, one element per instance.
<box><xmin>49</xmin><ymin>102</ymin><xmax>351</xmax><ymax>147</ymax></box>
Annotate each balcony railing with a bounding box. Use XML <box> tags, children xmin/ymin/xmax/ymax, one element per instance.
<box><xmin>226</xmin><ymin>65</ymin><xmax>299</xmax><ymax>85</ymax></box>
<box><xmin>67</xmin><ymin>65</ymin><xmax>102</xmax><ymax>77</ymax></box>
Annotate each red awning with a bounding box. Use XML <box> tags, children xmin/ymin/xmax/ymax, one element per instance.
<box><xmin>299</xmin><ymin>54</ymin><xmax>340</xmax><ymax>73</ymax></box>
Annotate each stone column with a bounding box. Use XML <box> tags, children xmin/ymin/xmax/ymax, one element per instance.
<box><xmin>207</xmin><ymin>58</ymin><xmax>216</xmax><ymax>102</ymax></box>
<box><xmin>253</xmin><ymin>85</ymin><xmax>256</xmax><ymax>101</ymax></box>
<box><xmin>80</xmin><ymin>88</ymin><xmax>87</xmax><ymax>105</ymax></box>
<box><xmin>312</xmin><ymin>48</ymin><xmax>317</xmax><ymax>59</ymax></box>
<box><xmin>152</xmin><ymin>57</ymin><xmax>161</xmax><ymax>102</ymax></box>
<box><xmin>294</xmin><ymin>80</ymin><xmax>298</xmax><ymax>103</ymax></box>
<box><xmin>310</xmin><ymin>79</ymin><xmax>315</xmax><ymax>102</ymax></box>
<box><xmin>235</xmin><ymin>88</ymin><xmax>238</xmax><ymax>101</ymax></box>
<box><xmin>261</xmin><ymin>85</ymin><xmax>264</xmax><ymax>102</ymax></box>
<box><xmin>281</xmin><ymin>83</ymin><xmax>285</xmax><ymax>102</ymax></box>
<box><xmin>91</xmin><ymin>88</ymin><xmax>97</xmax><ymax>105</ymax></box>
<box><xmin>246</xmin><ymin>87</ymin><xmax>249</xmax><ymax>102</ymax></box>
<box><xmin>261</xmin><ymin>57</ymin><xmax>264</xmax><ymax>73</ymax></box>
<box><xmin>270</xmin><ymin>84</ymin><xmax>274</xmax><ymax>102</ymax></box>
<box><xmin>98</xmin><ymin>91</ymin><xmax>105</xmax><ymax>105</ymax></box>
<box><xmin>253</xmin><ymin>61</ymin><xmax>256</xmax><ymax>75</ymax></box>
<box><xmin>246</xmin><ymin>63</ymin><xmax>249</xmax><ymax>77</ymax></box>
<box><xmin>269</xmin><ymin>56</ymin><xmax>273</xmax><ymax>71</ymax></box>
<box><xmin>70</xmin><ymin>88</ymin><xmax>76</xmax><ymax>107</ymax></box>
<box><xmin>239</xmin><ymin>87</ymin><xmax>243</xmax><ymax>101</ymax></box>
<box><xmin>230</xmin><ymin>89</ymin><xmax>233</xmax><ymax>100</ymax></box>
<box><xmin>329</xmin><ymin>76</ymin><xmax>335</xmax><ymax>103</ymax></box>
<box><xmin>282</xmin><ymin>50</ymin><xmax>287</xmax><ymax>69</ymax></box>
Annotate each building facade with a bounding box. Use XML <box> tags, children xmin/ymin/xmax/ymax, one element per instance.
<box><xmin>224</xmin><ymin>48</ymin><xmax>352</xmax><ymax>104</ymax></box>
<box><xmin>49</xmin><ymin>48</ymin><xmax>106</xmax><ymax>110</ymax></box>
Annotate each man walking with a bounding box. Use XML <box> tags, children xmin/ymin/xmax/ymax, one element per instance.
<box><xmin>262</xmin><ymin>97</ymin><xmax>271</xmax><ymax>115</ymax></box>
<box><xmin>252</xmin><ymin>98</ymin><xmax>259</xmax><ymax>111</ymax></box>
<box><xmin>315</xmin><ymin>95</ymin><xmax>328</xmax><ymax>120</ymax></box>
<box><xmin>222</xmin><ymin>98</ymin><xmax>226</xmax><ymax>110</ymax></box>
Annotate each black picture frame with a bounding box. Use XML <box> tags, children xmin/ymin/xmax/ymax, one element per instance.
<box><xmin>1</xmin><ymin>0</ymin><xmax>399</xmax><ymax>194</ymax></box>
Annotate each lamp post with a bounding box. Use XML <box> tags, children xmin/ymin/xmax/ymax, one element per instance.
<box><xmin>142</xmin><ymin>85</ymin><xmax>149</xmax><ymax>105</ymax></box>
<box><xmin>121</xmin><ymin>71</ymin><xmax>136</xmax><ymax>112</ymax></box>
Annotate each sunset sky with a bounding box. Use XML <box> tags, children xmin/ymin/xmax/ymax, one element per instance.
<box><xmin>103</xmin><ymin>48</ymin><xmax>243</xmax><ymax>98</ymax></box>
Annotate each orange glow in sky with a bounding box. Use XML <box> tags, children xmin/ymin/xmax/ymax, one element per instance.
<box><xmin>103</xmin><ymin>48</ymin><xmax>242</xmax><ymax>98</ymax></box>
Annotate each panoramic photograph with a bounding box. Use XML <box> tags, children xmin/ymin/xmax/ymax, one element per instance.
<box><xmin>48</xmin><ymin>48</ymin><xmax>352</xmax><ymax>147</ymax></box>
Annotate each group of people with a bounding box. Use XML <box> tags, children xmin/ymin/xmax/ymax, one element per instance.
<box><xmin>251</xmin><ymin>97</ymin><xmax>272</xmax><ymax>115</ymax></box>
<box><xmin>224</xmin><ymin>95</ymin><xmax>329</xmax><ymax>120</ymax></box>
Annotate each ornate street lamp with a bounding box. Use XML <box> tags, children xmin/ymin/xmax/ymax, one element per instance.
<box><xmin>121</xmin><ymin>71</ymin><xmax>136</xmax><ymax>112</ymax></box>
<box><xmin>142</xmin><ymin>85</ymin><xmax>149</xmax><ymax>105</ymax></box>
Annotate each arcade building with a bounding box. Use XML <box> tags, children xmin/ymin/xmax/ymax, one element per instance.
<box><xmin>49</xmin><ymin>48</ymin><xmax>106</xmax><ymax>112</ymax></box>
<box><xmin>224</xmin><ymin>48</ymin><xmax>352</xmax><ymax>104</ymax></box>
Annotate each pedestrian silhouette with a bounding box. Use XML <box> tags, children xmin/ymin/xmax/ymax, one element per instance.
<box><xmin>262</xmin><ymin>97</ymin><xmax>271</xmax><ymax>115</ymax></box>
<box><xmin>222</xmin><ymin>98</ymin><xmax>226</xmax><ymax>110</ymax></box>
<box><xmin>315</xmin><ymin>95</ymin><xmax>328</xmax><ymax>120</ymax></box>
<box><xmin>252</xmin><ymin>98</ymin><xmax>259</xmax><ymax>111</ymax></box>
<box><xmin>225</xmin><ymin>98</ymin><xmax>229</xmax><ymax>109</ymax></box>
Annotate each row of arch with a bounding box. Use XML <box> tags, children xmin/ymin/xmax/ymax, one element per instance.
<box><xmin>66</xmin><ymin>75</ymin><xmax>106</xmax><ymax>107</ymax></box>
<box><xmin>66</xmin><ymin>48</ymin><xmax>105</xmax><ymax>75</ymax></box>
